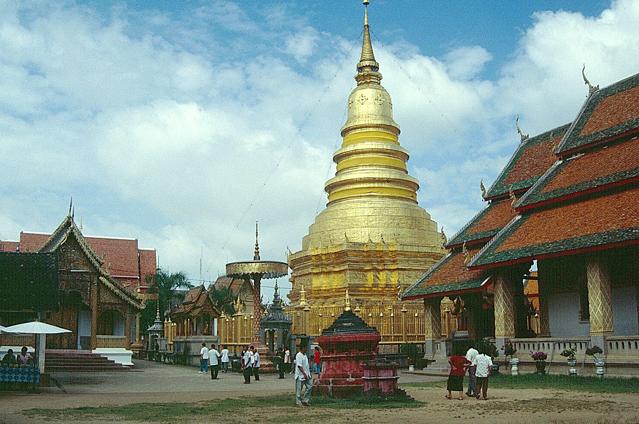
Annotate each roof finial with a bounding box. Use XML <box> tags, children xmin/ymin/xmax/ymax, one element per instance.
<box><xmin>480</xmin><ymin>179</ymin><xmax>487</xmax><ymax>198</ymax></box>
<box><xmin>253</xmin><ymin>221</ymin><xmax>260</xmax><ymax>261</ymax></box>
<box><xmin>582</xmin><ymin>64</ymin><xmax>599</xmax><ymax>96</ymax></box>
<box><xmin>344</xmin><ymin>288</ymin><xmax>352</xmax><ymax>311</ymax></box>
<box><xmin>515</xmin><ymin>115</ymin><xmax>529</xmax><ymax>142</ymax></box>
<box><xmin>440</xmin><ymin>227</ymin><xmax>447</xmax><ymax>245</ymax></box>
<box><xmin>356</xmin><ymin>0</ymin><xmax>381</xmax><ymax>85</ymax></box>
<box><xmin>68</xmin><ymin>196</ymin><xmax>73</xmax><ymax>217</ymax></box>
<box><xmin>509</xmin><ymin>186</ymin><xmax>517</xmax><ymax>208</ymax></box>
<box><xmin>462</xmin><ymin>242</ymin><xmax>470</xmax><ymax>265</ymax></box>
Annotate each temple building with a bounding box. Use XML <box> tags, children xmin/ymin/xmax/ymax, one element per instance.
<box><xmin>404</xmin><ymin>71</ymin><xmax>639</xmax><ymax>367</ymax></box>
<box><xmin>1</xmin><ymin>222</ymin><xmax>156</xmax><ymax>294</ymax></box>
<box><xmin>0</xmin><ymin>212</ymin><xmax>146</xmax><ymax>367</ymax></box>
<box><xmin>288</xmin><ymin>2</ymin><xmax>445</xmax><ymax>344</ymax></box>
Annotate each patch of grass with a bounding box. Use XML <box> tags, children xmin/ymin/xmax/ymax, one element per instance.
<box><xmin>24</xmin><ymin>394</ymin><xmax>423</xmax><ymax>422</ymax></box>
<box><xmin>402</xmin><ymin>374</ymin><xmax>639</xmax><ymax>393</ymax></box>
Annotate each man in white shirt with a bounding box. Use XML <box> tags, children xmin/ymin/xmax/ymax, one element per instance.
<box><xmin>465</xmin><ymin>344</ymin><xmax>479</xmax><ymax>397</ymax></box>
<box><xmin>252</xmin><ymin>346</ymin><xmax>261</xmax><ymax>381</ymax></box>
<box><xmin>472</xmin><ymin>349</ymin><xmax>494</xmax><ymax>400</ymax></box>
<box><xmin>209</xmin><ymin>344</ymin><xmax>221</xmax><ymax>380</ymax></box>
<box><xmin>242</xmin><ymin>345</ymin><xmax>254</xmax><ymax>384</ymax></box>
<box><xmin>199</xmin><ymin>343</ymin><xmax>209</xmax><ymax>374</ymax></box>
<box><xmin>294</xmin><ymin>344</ymin><xmax>311</xmax><ymax>406</ymax></box>
<box><xmin>220</xmin><ymin>345</ymin><xmax>230</xmax><ymax>373</ymax></box>
<box><xmin>284</xmin><ymin>348</ymin><xmax>291</xmax><ymax>374</ymax></box>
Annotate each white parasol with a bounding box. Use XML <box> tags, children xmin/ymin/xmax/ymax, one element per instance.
<box><xmin>2</xmin><ymin>322</ymin><xmax>71</xmax><ymax>335</ymax></box>
<box><xmin>3</xmin><ymin>321</ymin><xmax>71</xmax><ymax>373</ymax></box>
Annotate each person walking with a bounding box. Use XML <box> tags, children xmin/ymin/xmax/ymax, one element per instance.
<box><xmin>199</xmin><ymin>343</ymin><xmax>209</xmax><ymax>374</ymax></box>
<box><xmin>313</xmin><ymin>346</ymin><xmax>321</xmax><ymax>375</ymax></box>
<box><xmin>242</xmin><ymin>345</ymin><xmax>253</xmax><ymax>384</ymax></box>
<box><xmin>276</xmin><ymin>347</ymin><xmax>285</xmax><ymax>379</ymax></box>
<box><xmin>473</xmin><ymin>348</ymin><xmax>494</xmax><ymax>400</ymax></box>
<box><xmin>465</xmin><ymin>343</ymin><xmax>479</xmax><ymax>397</ymax></box>
<box><xmin>294</xmin><ymin>344</ymin><xmax>312</xmax><ymax>407</ymax></box>
<box><xmin>284</xmin><ymin>347</ymin><xmax>291</xmax><ymax>374</ymax></box>
<box><xmin>209</xmin><ymin>344</ymin><xmax>221</xmax><ymax>380</ymax></box>
<box><xmin>220</xmin><ymin>345</ymin><xmax>230</xmax><ymax>373</ymax></box>
<box><xmin>252</xmin><ymin>346</ymin><xmax>260</xmax><ymax>381</ymax></box>
<box><xmin>446</xmin><ymin>347</ymin><xmax>470</xmax><ymax>400</ymax></box>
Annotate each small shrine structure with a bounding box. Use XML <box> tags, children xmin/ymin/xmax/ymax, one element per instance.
<box><xmin>315</xmin><ymin>291</ymin><xmax>383</xmax><ymax>397</ymax></box>
<box><xmin>260</xmin><ymin>282</ymin><xmax>292</xmax><ymax>353</ymax></box>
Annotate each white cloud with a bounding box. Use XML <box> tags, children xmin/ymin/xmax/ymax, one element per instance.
<box><xmin>1</xmin><ymin>0</ymin><xmax>638</xmax><ymax>302</ymax></box>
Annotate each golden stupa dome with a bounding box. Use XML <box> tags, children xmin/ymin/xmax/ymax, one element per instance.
<box><xmin>341</xmin><ymin>5</ymin><xmax>398</xmax><ymax>136</ymax></box>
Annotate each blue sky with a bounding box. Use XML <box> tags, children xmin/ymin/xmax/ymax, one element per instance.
<box><xmin>1</xmin><ymin>0</ymin><xmax>639</xmax><ymax>302</ymax></box>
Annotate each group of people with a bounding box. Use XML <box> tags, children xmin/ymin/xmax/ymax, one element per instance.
<box><xmin>198</xmin><ymin>343</ymin><xmax>230</xmax><ymax>380</ymax></box>
<box><xmin>1</xmin><ymin>347</ymin><xmax>33</xmax><ymax>366</ymax></box>
<box><xmin>446</xmin><ymin>344</ymin><xmax>493</xmax><ymax>400</ymax></box>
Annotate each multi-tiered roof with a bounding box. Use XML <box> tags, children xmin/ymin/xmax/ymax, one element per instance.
<box><xmin>404</xmin><ymin>70</ymin><xmax>639</xmax><ymax>299</ymax></box>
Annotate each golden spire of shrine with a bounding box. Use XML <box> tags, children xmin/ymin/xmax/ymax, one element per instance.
<box><xmin>356</xmin><ymin>0</ymin><xmax>381</xmax><ymax>85</ymax></box>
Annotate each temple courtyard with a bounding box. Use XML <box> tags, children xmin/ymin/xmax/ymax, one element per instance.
<box><xmin>0</xmin><ymin>361</ymin><xmax>638</xmax><ymax>424</ymax></box>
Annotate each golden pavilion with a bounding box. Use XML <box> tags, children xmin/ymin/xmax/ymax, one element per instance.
<box><xmin>287</xmin><ymin>1</ymin><xmax>446</xmax><ymax>345</ymax></box>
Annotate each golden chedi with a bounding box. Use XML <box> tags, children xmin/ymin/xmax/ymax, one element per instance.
<box><xmin>288</xmin><ymin>2</ymin><xmax>445</xmax><ymax>335</ymax></box>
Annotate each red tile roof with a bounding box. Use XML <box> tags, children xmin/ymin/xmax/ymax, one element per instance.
<box><xmin>581</xmin><ymin>85</ymin><xmax>639</xmax><ymax>136</ymax></box>
<box><xmin>470</xmin><ymin>186</ymin><xmax>639</xmax><ymax>268</ymax></box>
<box><xmin>517</xmin><ymin>138</ymin><xmax>639</xmax><ymax>209</ymax></box>
<box><xmin>447</xmin><ymin>199</ymin><xmax>516</xmax><ymax>248</ymax></box>
<box><xmin>10</xmin><ymin>231</ymin><xmax>155</xmax><ymax>292</ymax></box>
<box><xmin>485</xmin><ymin>124</ymin><xmax>568</xmax><ymax>199</ymax></box>
<box><xmin>557</xmin><ymin>73</ymin><xmax>639</xmax><ymax>155</ymax></box>
<box><xmin>403</xmin><ymin>247</ymin><xmax>487</xmax><ymax>300</ymax></box>
<box><xmin>0</xmin><ymin>241</ymin><xmax>19</xmax><ymax>252</ymax></box>
<box><xmin>502</xmin><ymin>134</ymin><xmax>562</xmax><ymax>188</ymax></box>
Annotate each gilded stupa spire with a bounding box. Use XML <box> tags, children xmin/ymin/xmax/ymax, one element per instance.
<box><xmin>356</xmin><ymin>0</ymin><xmax>381</xmax><ymax>85</ymax></box>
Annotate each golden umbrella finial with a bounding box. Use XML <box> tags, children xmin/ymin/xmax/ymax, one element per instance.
<box><xmin>253</xmin><ymin>221</ymin><xmax>260</xmax><ymax>260</ymax></box>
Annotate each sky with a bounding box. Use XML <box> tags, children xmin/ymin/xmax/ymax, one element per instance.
<box><xmin>2</xmin><ymin>0</ymin><xmax>639</xmax><ymax>303</ymax></box>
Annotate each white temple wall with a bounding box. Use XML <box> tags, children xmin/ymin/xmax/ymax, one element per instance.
<box><xmin>548</xmin><ymin>292</ymin><xmax>590</xmax><ymax>337</ymax></box>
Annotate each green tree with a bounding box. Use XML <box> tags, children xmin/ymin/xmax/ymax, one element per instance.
<box><xmin>140</xmin><ymin>269</ymin><xmax>193</xmax><ymax>332</ymax></box>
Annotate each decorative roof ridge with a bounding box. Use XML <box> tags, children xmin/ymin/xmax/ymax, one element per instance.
<box><xmin>468</xmin><ymin>215</ymin><xmax>522</xmax><ymax>269</ymax></box>
<box><xmin>484</xmin><ymin>123</ymin><xmax>571</xmax><ymax>200</ymax></box>
<box><xmin>40</xmin><ymin>214</ymin><xmax>144</xmax><ymax>310</ymax></box>
<box><xmin>446</xmin><ymin>200</ymin><xmax>502</xmax><ymax>248</ymax></box>
<box><xmin>99</xmin><ymin>275</ymin><xmax>144</xmax><ymax>309</ymax></box>
<box><xmin>514</xmin><ymin>159</ymin><xmax>563</xmax><ymax>209</ymax></box>
<box><xmin>556</xmin><ymin>72</ymin><xmax>639</xmax><ymax>156</ymax></box>
<box><xmin>401</xmin><ymin>252</ymin><xmax>453</xmax><ymax>299</ymax></box>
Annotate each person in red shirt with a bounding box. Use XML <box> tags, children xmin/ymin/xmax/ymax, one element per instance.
<box><xmin>446</xmin><ymin>347</ymin><xmax>471</xmax><ymax>400</ymax></box>
<box><xmin>313</xmin><ymin>346</ymin><xmax>321</xmax><ymax>375</ymax></box>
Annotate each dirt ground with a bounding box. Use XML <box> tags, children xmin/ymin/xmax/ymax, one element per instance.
<box><xmin>1</xmin><ymin>361</ymin><xmax>638</xmax><ymax>424</ymax></box>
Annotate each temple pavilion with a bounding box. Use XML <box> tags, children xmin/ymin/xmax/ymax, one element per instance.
<box><xmin>287</xmin><ymin>1</ymin><xmax>445</xmax><ymax>345</ymax></box>
<box><xmin>403</xmin><ymin>71</ymin><xmax>639</xmax><ymax>367</ymax></box>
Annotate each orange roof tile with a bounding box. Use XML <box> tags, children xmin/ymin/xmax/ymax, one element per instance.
<box><xmin>581</xmin><ymin>85</ymin><xmax>639</xmax><ymax>136</ymax></box>
<box><xmin>518</xmin><ymin>138</ymin><xmax>639</xmax><ymax>208</ymax></box>
<box><xmin>447</xmin><ymin>199</ymin><xmax>516</xmax><ymax>247</ymax></box>
<box><xmin>470</xmin><ymin>186</ymin><xmax>639</xmax><ymax>268</ymax></box>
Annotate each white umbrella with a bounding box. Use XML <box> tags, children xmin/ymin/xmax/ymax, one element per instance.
<box><xmin>2</xmin><ymin>322</ymin><xmax>71</xmax><ymax>335</ymax></box>
<box><xmin>3</xmin><ymin>321</ymin><xmax>71</xmax><ymax>374</ymax></box>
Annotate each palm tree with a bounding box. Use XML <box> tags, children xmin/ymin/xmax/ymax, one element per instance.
<box><xmin>209</xmin><ymin>285</ymin><xmax>235</xmax><ymax>316</ymax></box>
<box><xmin>141</xmin><ymin>269</ymin><xmax>193</xmax><ymax>331</ymax></box>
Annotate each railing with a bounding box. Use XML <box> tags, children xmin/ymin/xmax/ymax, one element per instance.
<box><xmin>511</xmin><ymin>337</ymin><xmax>590</xmax><ymax>361</ymax></box>
<box><xmin>607</xmin><ymin>336</ymin><xmax>639</xmax><ymax>358</ymax></box>
<box><xmin>96</xmin><ymin>335</ymin><xmax>127</xmax><ymax>349</ymax></box>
